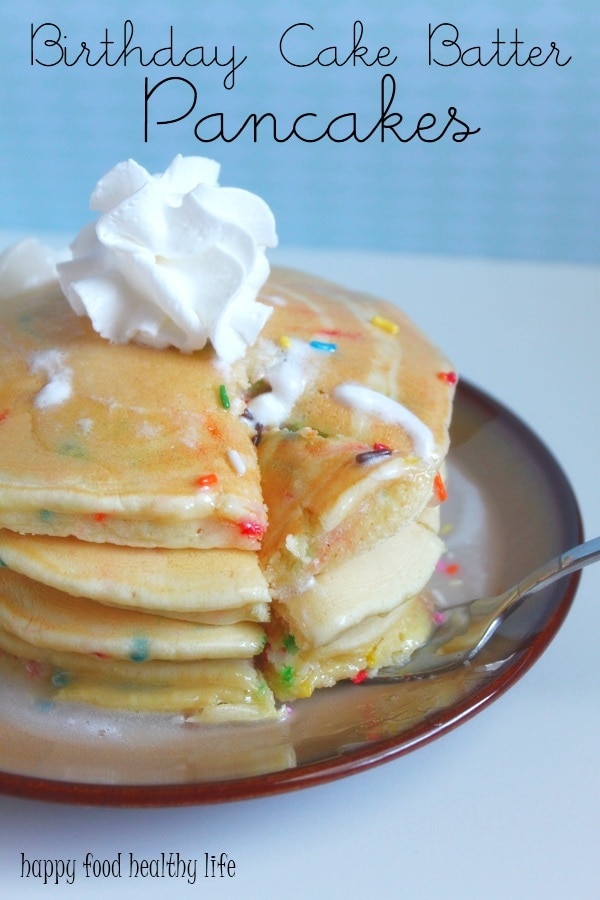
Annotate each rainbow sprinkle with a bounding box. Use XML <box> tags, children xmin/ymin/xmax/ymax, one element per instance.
<box><xmin>238</xmin><ymin>520</ymin><xmax>265</xmax><ymax>538</ymax></box>
<box><xmin>219</xmin><ymin>384</ymin><xmax>231</xmax><ymax>410</ymax></box>
<box><xmin>280</xmin><ymin>665</ymin><xmax>295</xmax><ymax>686</ymax></box>
<box><xmin>356</xmin><ymin>447</ymin><xmax>393</xmax><ymax>465</ymax></box>
<box><xmin>434</xmin><ymin>472</ymin><xmax>447</xmax><ymax>502</ymax></box>
<box><xmin>437</xmin><ymin>558</ymin><xmax>461</xmax><ymax>577</ymax></box>
<box><xmin>51</xmin><ymin>669</ymin><xmax>71</xmax><ymax>687</ymax></box>
<box><xmin>195</xmin><ymin>473</ymin><xmax>218</xmax><ymax>489</ymax></box>
<box><xmin>129</xmin><ymin>637</ymin><xmax>150</xmax><ymax>662</ymax></box>
<box><xmin>352</xmin><ymin>669</ymin><xmax>368</xmax><ymax>684</ymax></box>
<box><xmin>282</xmin><ymin>633</ymin><xmax>299</xmax><ymax>654</ymax></box>
<box><xmin>25</xmin><ymin>660</ymin><xmax>44</xmax><ymax>679</ymax></box>
<box><xmin>370</xmin><ymin>315</ymin><xmax>399</xmax><ymax>335</ymax></box>
<box><xmin>251</xmin><ymin>422</ymin><xmax>264</xmax><ymax>447</ymax></box>
<box><xmin>309</xmin><ymin>339</ymin><xmax>337</xmax><ymax>353</ymax></box>
<box><xmin>437</xmin><ymin>371</ymin><xmax>458</xmax><ymax>385</ymax></box>
<box><xmin>279</xmin><ymin>335</ymin><xmax>292</xmax><ymax>350</ymax></box>
<box><xmin>227</xmin><ymin>449</ymin><xmax>246</xmax><ymax>475</ymax></box>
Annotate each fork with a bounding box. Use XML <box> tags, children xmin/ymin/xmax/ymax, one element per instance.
<box><xmin>373</xmin><ymin>536</ymin><xmax>600</xmax><ymax>681</ymax></box>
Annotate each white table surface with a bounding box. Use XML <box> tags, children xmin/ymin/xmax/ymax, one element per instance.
<box><xmin>0</xmin><ymin>248</ymin><xmax>598</xmax><ymax>900</ymax></box>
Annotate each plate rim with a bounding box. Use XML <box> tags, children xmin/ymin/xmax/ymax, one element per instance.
<box><xmin>0</xmin><ymin>379</ymin><xmax>583</xmax><ymax>807</ymax></box>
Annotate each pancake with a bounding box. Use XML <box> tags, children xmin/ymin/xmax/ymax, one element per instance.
<box><xmin>0</xmin><ymin>628</ymin><xmax>278</xmax><ymax>721</ymax></box>
<box><xmin>0</xmin><ymin>530</ymin><xmax>270</xmax><ymax>623</ymax></box>
<box><xmin>0</xmin><ymin>282</ymin><xmax>265</xmax><ymax>549</ymax></box>
<box><xmin>0</xmin><ymin>566</ymin><xmax>266</xmax><ymax>661</ymax></box>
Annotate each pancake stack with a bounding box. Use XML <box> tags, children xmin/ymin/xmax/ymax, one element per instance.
<box><xmin>0</xmin><ymin>265</ymin><xmax>455</xmax><ymax>719</ymax></box>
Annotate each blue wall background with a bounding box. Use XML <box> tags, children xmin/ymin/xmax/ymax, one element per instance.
<box><xmin>1</xmin><ymin>1</ymin><xmax>598</xmax><ymax>263</ymax></box>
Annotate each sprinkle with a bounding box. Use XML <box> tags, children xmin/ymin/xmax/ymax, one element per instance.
<box><xmin>434</xmin><ymin>472</ymin><xmax>447</xmax><ymax>502</ymax></box>
<box><xmin>0</xmin><ymin>558</ymin><xmax>6</xmax><ymax>568</ymax></box>
<box><xmin>355</xmin><ymin>447</ymin><xmax>393</xmax><ymax>465</ymax></box>
<box><xmin>227</xmin><ymin>449</ymin><xmax>246</xmax><ymax>475</ymax></box>
<box><xmin>0</xmin><ymin>409</ymin><xmax>10</xmax><ymax>424</ymax></box>
<box><xmin>51</xmin><ymin>669</ymin><xmax>71</xmax><ymax>687</ymax></box>
<box><xmin>195</xmin><ymin>472</ymin><xmax>218</xmax><ymax>489</ymax></box>
<box><xmin>206</xmin><ymin>420</ymin><xmax>221</xmax><ymax>438</ymax></box>
<box><xmin>57</xmin><ymin>439</ymin><xmax>86</xmax><ymax>459</ymax></box>
<box><xmin>77</xmin><ymin>417</ymin><xmax>93</xmax><ymax>435</ymax></box>
<box><xmin>437</xmin><ymin>558</ymin><xmax>460</xmax><ymax>576</ymax></box>
<box><xmin>310</xmin><ymin>340</ymin><xmax>337</xmax><ymax>353</ymax></box>
<box><xmin>93</xmin><ymin>512</ymin><xmax>108</xmax><ymax>523</ymax></box>
<box><xmin>373</xmin><ymin>442</ymin><xmax>391</xmax><ymax>452</ymax></box>
<box><xmin>318</xmin><ymin>328</ymin><xmax>361</xmax><ymax>339</ymax></box>
<box><xmin>251</xmin><ymin>422</ymin><xmax>264</xmax><ymax>447</ymax></box>
<box><xmin>279</xmin><ymin>335</ymin><xmax>292</xmax><ymax>350</ymax></box>
<box><xmin>130</xmin><ymin>637</ymin><xmax>150</xmax><ymax>662</ymax></box>
<box><xmin>39</xmin><ymin>509</ymin><xmax>54</xmax><ymax>522</ymax></box>
<box><xmin>255</xmin><ymin>677</ymin><xmax>268</xmax><ymax>696</ymax></box>
<box><xmin>280</xmin><ymin>665</ymin><xmax>295</xmax><ymax>686</ymax></box>
<box><xmin>352</xmin><ymin>669</ymin><xmax>368</xmax><ymax>684</ymax></box>
<box><xmin>25</xmin><ymin>660</ymin><xmax>44</xmax><ymax>679</ymax></box>
<box><xmin>433</xmin><ymin>611</ymin><xmax>447</xmax><ymax>625</ymax></box>
<box><xmin>370</xmin><ymin>315</ymin><xmax>399</xmax><ymax>335</ymax></box>
<box><xmin>282</xmin><ymin>633</ymin><xmax>299</xmax><ymax>655</ymax></box>
<box><xmin>437</xmin><ymin>371</ymin><xmax>458</xmax><ymax>385</ymax></box>
<box><xmin>219</xmin><ymin>384</ymin><xmax>231</xmax><ymax>410</ymax></box>
<box><xmin>238</xmin><ymin>520</ymin><xmax>266</xmax><ymax>538</ymax></box>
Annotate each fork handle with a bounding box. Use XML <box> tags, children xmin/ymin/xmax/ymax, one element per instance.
<box><xmin>517</xmin><ymin>535</ymin><xmax>600</xmax><ymax>599</ymax></box>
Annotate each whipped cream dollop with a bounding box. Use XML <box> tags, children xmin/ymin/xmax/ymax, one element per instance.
<box><xmin>0</xmin><ymin>238</ymin><xmax>65</xmax><ymax>300</ymax></box>
<box><xmin>57</xmin><ymin>155</ymin><xmax>278</xmax><ymax>361</ymax></box>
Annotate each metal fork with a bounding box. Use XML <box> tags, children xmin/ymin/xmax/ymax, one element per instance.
<box><xmin>373</xmin><ymin>536</ymin><xmax>600</xmax><ymax>681</ymax></box>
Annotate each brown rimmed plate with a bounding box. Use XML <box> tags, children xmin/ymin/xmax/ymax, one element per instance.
<box><xmin>0</xmin><ymin>380</ymin><xmax>583</xmax><ymax>806</ymax></box>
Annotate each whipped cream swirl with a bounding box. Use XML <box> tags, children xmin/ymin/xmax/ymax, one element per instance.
<box><xmin>57</xmin><ymin>155</ymin><xmax>278</xmax><ymax>361</ymax></box>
